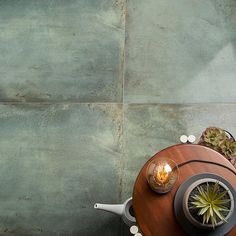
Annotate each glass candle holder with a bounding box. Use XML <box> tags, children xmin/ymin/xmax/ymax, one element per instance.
<box><xmin>146</xmin><ymin>157</ymin><xmax>179</xmax><ymax>194</ymax></box>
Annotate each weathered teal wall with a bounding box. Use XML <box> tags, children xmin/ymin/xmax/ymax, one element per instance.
<box><xmin>0</xmin><ymin>0</ymin><xmax>125</xmax><ymax>102</ymax></box>
<box><xmin>0</xmin><ymin>0</ymin><xmax>236</xmax><ymax>235</ymax></box>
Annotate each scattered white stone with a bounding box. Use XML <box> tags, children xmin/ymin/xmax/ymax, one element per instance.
<box><xmin>130</xmin><ymin>225</ymin><xmax>139</xmax><ymax>234</ymax></box>
<box><xmin>180</xmin><ymin>135</ymin><xmax>188</xmax><ymax>143</ymax></box>
<box><xmin>135</xmin><ymin>233</ymin><xmax>142</xmax><ymax>236</ymax></box>
<box><xmin>188</xmin><ymin>135</ymin><xmax>196</xmax><ymax>143</ymax></box>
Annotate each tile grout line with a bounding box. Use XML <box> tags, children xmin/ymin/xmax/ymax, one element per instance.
<box><xmin>119</xmin><ymin>1</ymin><xmax>127</xmax><ymax>235</ymax></box>
<box><xmin>0</xmin><ymin>101</ymin><xmax>123</xmax><ymax>105</ymax></box>
<box><xmin>0</xmin><ymin>101</ymin><xmax>235</xmax><ymax>105</ymax></box>
<box><xmin>118</xmin><ymin>0</ymin><xmax>127</xmax><ymax>209</ymax></box>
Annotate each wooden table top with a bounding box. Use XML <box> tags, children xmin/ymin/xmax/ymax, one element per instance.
<box><xmin>132</xmin><ymin>144</ymin><xmax>236</xmax><ymax>236</ymax></box>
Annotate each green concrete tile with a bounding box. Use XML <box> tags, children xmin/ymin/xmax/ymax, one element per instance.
<box><xmin>120</xmin><ymin>223</ymin><xmax>131</xmax><ymax>236</ymax></box>
<box><xmin>0</xmin><ymin>0</ymin><xmax>125</xmax><ymax>102</ymax></box>
<box><xmin>122</xmin><ymin>104</ymin><xmax>236</xmax><ymax>198</ymax></box>
<box><xmin>0</xmin><ymin>104</ymin><xmax>122</xmax><ymax>235</ymax></box>
<box><xmin>124</xmin><ymin>0</ymin><xmax>236</xmax><ymax>103</ymax></box>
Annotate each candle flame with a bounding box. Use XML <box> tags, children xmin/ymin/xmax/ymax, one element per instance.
<box><xmin>164</xmin><ymin>164</ymin><xmax>172</xmax><ymax>173</ymax></box>
<box><xmin>155</xmin><ymin>163</ymin><xmax>172</xmax><ymax>184</ymax></box>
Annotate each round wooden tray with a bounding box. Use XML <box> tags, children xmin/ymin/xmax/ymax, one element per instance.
<box><xmin>132</xmin><ymin>144</ymin><xmax>236</xmax><ymax>236</ymax></box>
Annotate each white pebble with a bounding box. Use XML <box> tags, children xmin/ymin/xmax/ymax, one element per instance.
<box><xmin>130</xmin><ymin>225</ymin><xmax>139</xmax><ymax>234</ymax></box>
<box><xmin>188</xmin><ymin>135</ymin><xmax>196</xmax><ymax>143</ymax></box>
<box><xmin>135</xmin><ymin>233</ymin><xmax>142</xmax><ymax>236</ymax></box>
<box><xmin>180</xmin><ymin>135</ymin><xmax>188</xmax><ymax>143</ymax></box>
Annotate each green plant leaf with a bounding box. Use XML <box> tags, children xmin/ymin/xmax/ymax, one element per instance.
<box><xmin>192</xmin><ymin>202</ymin><xmax>207</xmax><ymax>208</ymax></box>
<box><xmin>203</xmin><ymin>213</ymin><xmax>206</xmax><ymax>224</ymax></box>
<box><xmin>213</xmin><ymin>206</ymin><xmax>227</xmax><ymax>222</ymax></box>
<box><xmin>206</xmin><ymin>208</ymin><xmax>211</xmax><ymax>223</ymax></box>
<box><xmin>198</xmin><ymin>206</ymin><xmax>210</xmax><ymax>215</ymax></box>
<box><xmin>189</xmin><ymin>182</ymin><xmax>231</xmax><ymax>228</ymax></box>
<box><xmin>213</xmin><ymin>198</ymin><xmax>231</xmax><ymax>205</ymax></box>
<box><xmin>192</xmin><ymin>194</ymin><xmax>209</xmax><ymax>205</ymax></box>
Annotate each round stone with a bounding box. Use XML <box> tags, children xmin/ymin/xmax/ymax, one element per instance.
<box><xmin>135</xmin><ymin>233</ymin><xmax>142</xmax><ymax>236</ymax></box>
<box><xmin>130</xmin><ymin>225</ymin><xmax>139</xmax><ymax>234</ymax></box>
<box><xmin>180</xmin><ymin>135</ymin><xmax>188</xmax><ymax>143</ymax></box>
<box><xmin>188</xmin><ymin>135</ymin><xmax>196</xmax><ymax>143</ymax></box>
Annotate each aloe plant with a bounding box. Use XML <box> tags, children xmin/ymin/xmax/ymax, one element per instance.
<box><xmin>190</xmin><ymin>182</ymin><xmax>231</xmax><ymax>228</ymax></box>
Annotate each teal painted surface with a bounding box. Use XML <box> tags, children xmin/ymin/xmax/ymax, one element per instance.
<box><xmin>0</xmin><ymin>0</ymin><xmax>125</xmax><ymax>102</ymax></box>
<box><xmin>122</xmin><ymin>104</ymin><xmax>236</xmax><ymax>199</ymax></box>
<box><xmin>125</xmin><ymin>0</ymin><xmax>236</xmax><ymax>103</ymax></box>
<box><xmin>0</xmin><ymin>0</ymin><xmax>236</xmax><ymax>235</ymax></box>
<box><xmin>0</xmin><ymin>104</ymin><xmax>122</xmax><ymax>235</ymax></box>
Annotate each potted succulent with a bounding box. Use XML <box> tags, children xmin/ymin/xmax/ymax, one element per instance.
<box><xmin>182</xmin><ymin>178</ymin><xmax>234</xmax><ymax>230</ymax></box>
<box><xmin>198</xmin><ymin>127</ymin><xmax>236</xmax><ymax>167</ymax></box>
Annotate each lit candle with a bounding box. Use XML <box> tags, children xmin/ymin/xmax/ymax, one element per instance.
<box><xmin>155</xmin><ymin>163</ymin><xmax>172</xmax><ymax>184</ymax></box>
<box><xmin>146</xmin><ymin>157</ymin><xmax>179</xmax><ymax>194</ymax></box>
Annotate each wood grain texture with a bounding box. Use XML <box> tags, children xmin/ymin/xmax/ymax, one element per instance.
<box><xmin>133</xmin><ymin>144</ymin><xmax>236</xmax><ymax>236</ymax></box>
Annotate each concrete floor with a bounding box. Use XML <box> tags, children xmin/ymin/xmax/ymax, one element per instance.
<box><xmin>0</xmin><ymin>0</ymin><xmax>236</xmax><ymax>235</ymax></box>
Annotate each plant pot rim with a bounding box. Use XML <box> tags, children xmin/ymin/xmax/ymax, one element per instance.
<box><xmin>182</xmin><ymin>178</ymin><xmax>234</xmax><ymax>230</ymax></box>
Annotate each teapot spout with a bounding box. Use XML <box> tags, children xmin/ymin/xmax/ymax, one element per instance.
<box><xmin>94</xmin><ymin>203</ymin><xmax>123</xmax><ymax>216</ymax></box>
